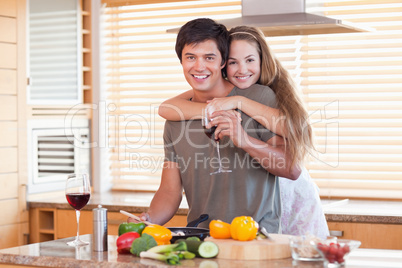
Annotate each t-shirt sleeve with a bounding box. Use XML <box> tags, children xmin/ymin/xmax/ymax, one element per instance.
<box><xmin>163</xmin><ymin>121</ymin><xmax>178</xmax><ymax>163</ymax></box>
<box><xmin>229</xmin><ymin>84</ymin><xmax>278</xmax><ymax>142</ymax></box>
<box><xmin>254</xmin><ymin>86</ymin><xmax>278</xmax><ymax>142</ymax></box>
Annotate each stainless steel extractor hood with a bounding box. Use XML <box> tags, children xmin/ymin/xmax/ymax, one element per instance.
<box><xmin>167</xmin><ymin>0</ymin><xmax>372</xmax><ymax>36</ymax></box>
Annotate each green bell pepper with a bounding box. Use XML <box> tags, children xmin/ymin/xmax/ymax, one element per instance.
<box><xmin>118</xmin><ymin>222</ymin><xmax>146</xmax><ymax>236</ymax></box>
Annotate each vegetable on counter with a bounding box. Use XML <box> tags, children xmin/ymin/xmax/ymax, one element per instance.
<box><xmin>147</xmin><ymin>241</ymin><xmax>187</xmax><ymax>254</ymax></box>
<box><xmin>175</xmin><ymin>239</ymin><xmax>219</xmax><ymax>258</ymax></box>
<box><xmin>116</xmin><ymin>231</ymin><xmax>140</xmax><ymax>254</ymax></box>
<box><xmin>130</xmin><ymin>233</ymin><xmax>158</xmax><ymax>256</ymax></box>
<box><xmin>139</xmin><ymin>251</ymin><xmax>181</xmax><ymax>265</ymax></box>
<box><xmin>139</xmin><ymin>241</ymin><xmax>195</xmax><ymax>265</ymax></box>
<box><xmin>118</xmin><ymin>222</ymin><xmax>146</xmax><ymax>236</ymax></box>
<box><xmin>142</xmin><ymin>224</ymin><xmax>172</xmax><ymax>245</ymax></box>
<box><xmin>209</xmin><ymin>220</ymin><xmax>232</xmax><ymax>239</ymax></box>
<box><xmin>230</xmin><ymin>216</ymin><xmax>259</xmax><ymax>241</ymax></box>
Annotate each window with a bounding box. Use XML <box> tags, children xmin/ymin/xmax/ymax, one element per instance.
<box><xmin>101</xmin><ymin>0</ymin><xmax>402</xmax><ymax>199</ymax></box>
<box><xmin>101</xmin><ymin>0</ymin><xmax>242</xmax><ymax>191</ymax></box>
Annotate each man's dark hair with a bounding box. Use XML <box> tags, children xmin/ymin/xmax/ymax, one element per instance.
<box><xmin>175</xmin><ymin>18</ymin><xmax>229</xmax><ymax>67</ymax></box>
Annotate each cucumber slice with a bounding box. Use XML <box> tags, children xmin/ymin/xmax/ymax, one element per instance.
<box><xmin>176</xmin><ymin>240</ymin><xmax>219</xmax><ymax>258</ymax></box>
<box><xmin>198</xmin><ymin>241</ymin><xmax>219</xmax><ymax>258</ymax></box>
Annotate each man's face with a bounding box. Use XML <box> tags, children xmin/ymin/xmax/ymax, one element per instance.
<box><xmin>181</xmin><ymin>40</ymin><xmax>225</xmax><ymax>92</ymax></box>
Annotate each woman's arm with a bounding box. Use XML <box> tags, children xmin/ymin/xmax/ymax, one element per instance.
<box><xmin>207</xmin><ymin>96</ymin><xmax>288</xmax><ymax>138</ymax></box>
<box><xmin>158</xmin><ymin>90</ymin><xmax>206</xmax><ymax>121</ymax></box>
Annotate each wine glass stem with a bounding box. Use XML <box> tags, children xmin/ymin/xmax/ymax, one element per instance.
<box><xmin>216</xmin><ymin>141</ymin><xmax>223</xmax><ymax>170</ymax></box>
<box><xmin>75</xmin><ymin>209</ymin><xmax>81</xmax><ymax>241</ymax></box>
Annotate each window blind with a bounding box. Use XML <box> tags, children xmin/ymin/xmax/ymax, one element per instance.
<box><xmin>102</xmin><ymin>0</ymin><xmax>402</xmax><ymax>199</ymax></box>
<box><xmin>28</xmin><ymin>0</ymin><xmax>82</xmax><ymax>104</ymax></box>
<box><xmin>300</xmin><ymin>0</ymin><xmax>402</xmax><ymax>199</ymax></box>
<box><xmin>102</xmin><ymin>0</ymin><xmax>242</xmax><ymax>191</ymax></box>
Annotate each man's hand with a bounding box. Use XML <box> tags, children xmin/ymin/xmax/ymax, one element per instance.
<box><xmin>127</xmin><ymin>212</ymin><xmax>150</xmax><ymax>224</ymax></box>
<box><xmin>208</xmin><ymin>110</ymin><xmax>301</xmax><ymax>180</ymax></box>
<box><xmin>208</xmin><ymin>110</ymin><xmax>245</xmax><ymax>147</ymax></box>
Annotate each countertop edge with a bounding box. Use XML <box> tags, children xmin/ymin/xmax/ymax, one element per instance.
<box><xmin>28</xmin><ymin>202</ymin><xmax>190</xmax><ymax>216</ymax></box>
<box><xmin>325</xmin><ymin>214</ymin><xmax>402</xmax><ymax>224</ymax></box>
<box><xmin>27</xmin><ymin>192</ymin><xmax>402</xmax><ymax>225</ymax></box>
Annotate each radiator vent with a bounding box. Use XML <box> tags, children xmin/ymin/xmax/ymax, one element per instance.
<box><xmin>28</xmin><ymin>119</ymin><xmax>90</xmax><ymax>194</ymax></box>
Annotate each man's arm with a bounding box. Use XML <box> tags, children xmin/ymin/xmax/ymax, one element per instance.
<box><xmin>130</xmin><ymin>161</ymin><xmax>183</xmax><ymax>225</ymax></box>
<box><xmin>211</xmin><ymin>111</ymin><xmax>301</xmax><ymax>180</ymax></box>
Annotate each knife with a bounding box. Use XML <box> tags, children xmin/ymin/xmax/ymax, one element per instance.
<box><xmin>259</xmin><ymin>226</ymin><xmax>274</xmax><ymax>241</ymax></box>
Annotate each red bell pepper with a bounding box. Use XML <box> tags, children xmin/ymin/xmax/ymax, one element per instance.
<box><xmin>116</xmin><ymin>231</ymin><xmax>140</xmax><ymax>254</ymax></box>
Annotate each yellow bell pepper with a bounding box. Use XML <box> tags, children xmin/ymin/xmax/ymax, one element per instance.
<box><xmin>209</xmin><ymin>220</ymin><xmax>232</xmax><ymax>239</ymax></box>
<box><xmin>142</xmin><ymin>224</ymin><xmax>172</xmax><ymax>245</ymax></box>
<box><xmin>230</xmin><ymin>216</ymin><xmax>259</xmax><ymax>241</ymax></box>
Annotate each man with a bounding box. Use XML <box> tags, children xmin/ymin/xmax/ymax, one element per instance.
<box><xmin>133</xmin><ymin>18</ymin><xmax>300</xmax><ymax>232</ymax></box>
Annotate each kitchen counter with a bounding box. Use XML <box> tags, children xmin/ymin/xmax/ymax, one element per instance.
<box><xmin>28</xmin><ymin>191</ymin><xmax>402</xmax><ymax>224</ymax></box>
<box><xmin>1</xmin><ymin>234</ymin><xmax>402</xmax><ymax>268</ymax></box>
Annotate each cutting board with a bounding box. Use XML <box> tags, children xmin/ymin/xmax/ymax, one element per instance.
<box><xmin>205</xmin><ymin>234</ymin><xmax>292</xmax><ymax>260</ymax></box>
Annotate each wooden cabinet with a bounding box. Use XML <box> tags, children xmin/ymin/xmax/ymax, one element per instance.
<box><xmin>81</xmin><ymin>0</ymin><xmax>92</xmax><ymax>103</ymax></box>
<box><xmin>0</xmin><ymin>0</ymin><xmax>29</xmax><ymax>250</ymax></box>
<box><xmin>30</xmin><ymin>207</ymin><xmax>187</xmax><ymax>243</ymax></box>
<box><xmin>328</xmin><ymin>221</ymin><xmax>402</xmax><ymax>250</ymax></box>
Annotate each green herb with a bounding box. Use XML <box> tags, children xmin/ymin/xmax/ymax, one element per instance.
<box><xmin>147</xmin><ymin>241</ymin><xmax>187</xmax><ymax>254</ymax></box>
<box><xmin>138</xmin><ymin>241</ymin><xmax>196</xmax><ymax>265</ymax></box>
<box><xmin>139</xmin><ymin>251</ymin><xmax>181</xmax><ymax>265</ymax></box>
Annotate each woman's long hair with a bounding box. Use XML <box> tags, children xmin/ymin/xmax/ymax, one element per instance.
<box><xmin>228</xmin><ymin>26</ymin><xmax>315</xmax><ymax>168</ymax></box>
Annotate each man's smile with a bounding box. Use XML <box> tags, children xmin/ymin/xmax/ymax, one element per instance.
<box><xmin>192</xmin><ymin>74</ymin><xmax>210</xmax><ymax>79</ymax></box>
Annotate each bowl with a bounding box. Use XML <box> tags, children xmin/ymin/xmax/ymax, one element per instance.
<box><xmin>289</xmin><ymin>235</ymin><xmax>323</xmax><ymax>261</ymax></box>
<box><xmin>312</xmin><ymin>238</ymin><xmax>361</xmax><ymax>267</ymax></box>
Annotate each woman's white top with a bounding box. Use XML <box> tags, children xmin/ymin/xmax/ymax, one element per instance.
<box><xmin>279</xmin><ymin>167</ymin><xmax>330</xmax><ymax>239</ymax></box>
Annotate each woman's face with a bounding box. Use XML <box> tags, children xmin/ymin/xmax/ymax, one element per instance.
<box><xmin>226</xmin><ymin>40</ymin><xmax>261</xmax><ymax>89</ymax></box>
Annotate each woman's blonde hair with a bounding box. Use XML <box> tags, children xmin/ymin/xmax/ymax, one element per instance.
<box><xmin>228</xmin><ymin>25</ymin><xmax>315</xmax><ymax>168</ymax></box>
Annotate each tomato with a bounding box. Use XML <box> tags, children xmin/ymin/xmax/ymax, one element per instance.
<box><xmin>116</xmin><ymin>231</ymin><xmax>140</xmax><ymax>254</ymax></box>
<box><xmin>329</xmin><ymin>244</ymin><xmax>338</xmax><ymax>255</ymax></box>
<box><xmin>209</xmin><ymin>220</ymin><xmax>232</xmax><ymax>239</ymax></box>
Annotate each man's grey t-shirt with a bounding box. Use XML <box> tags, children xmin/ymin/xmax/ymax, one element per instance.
<box><xmin>163</xmin><ymin>84</ymin><xmax>281</xmax><ymax>232</ymax></box>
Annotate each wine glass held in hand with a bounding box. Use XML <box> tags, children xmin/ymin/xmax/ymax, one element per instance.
<box><xmin>65</xmin><ymin>173</ymin><xmax>91</xmax><ymax>246</ymax></box>
<box><xmin>202</xmin><ymin>109</ymin><xmax>232</xmax><ymax>175</ymax></box>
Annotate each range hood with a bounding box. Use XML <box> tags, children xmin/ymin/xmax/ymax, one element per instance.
<box><xmin>167</xmin><ymin>0</ymin><xmax>372</xmax><ymax>36</ymax></box>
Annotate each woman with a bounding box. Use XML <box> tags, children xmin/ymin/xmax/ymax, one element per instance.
<box><xmin>159</xmin><ymin>25</ymin><xmax>329</xmax><ymax>239</ymax></box>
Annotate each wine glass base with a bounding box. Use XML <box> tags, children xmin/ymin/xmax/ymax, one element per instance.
<box><xmin>210</xmin><ymin>169</ymin><xmax>232</xmax><ymax>175</ymax></box>
<box><xmin>67</xmin><ymin>239</ymin><xmax>89</xmax><ymax>247</ymax></box>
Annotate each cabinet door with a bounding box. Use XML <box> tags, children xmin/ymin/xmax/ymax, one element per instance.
<box><xmin>56</xmin><ymin>209</ymin><xmax>92</xmax><ymax>239</ymax></box>
<box><xmin>28</xmin><ymin>0</ymin><xmax>82</xmax><ymax>104</ymax></box>
<box><xmin>328</xmin><ymin>221</ymin><xmax>402</xmax><ymax>250</ymax></box>
<box><xmin>0</xmin><ymin>223</ymin><xmax>29</xmax><ymax>249</ymax></box>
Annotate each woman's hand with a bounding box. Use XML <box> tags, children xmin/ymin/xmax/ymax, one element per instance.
<box><xmin>206</xmin><ymin>96</ymin><xmax>242</xmax><ymax>116</ymax></box>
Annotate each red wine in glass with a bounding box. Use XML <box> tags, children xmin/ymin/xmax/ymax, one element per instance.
<box><xmin>65</xmin><ymin>173</ymin><xmax>91</xmax><ymax>246</ymax></box>
<box><xmin>66</xmin><ymin>193</ymin><xmax>90</xmax><ymax>210</ymax></box>
<box><xmin>202</xmin><ymin>109</ymin><xmax>232</xmax><ymax>174</ymax></box>
<box><xmin>203</xmin><ymin>125</ymin><xmax>217</xmax><ymax>140</ymax></box>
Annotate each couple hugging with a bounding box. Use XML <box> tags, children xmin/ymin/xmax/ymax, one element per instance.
<box><xmin>131</xmin><ymin>18</ymin><xmax>329</xmax><ymax>239</ymax></box>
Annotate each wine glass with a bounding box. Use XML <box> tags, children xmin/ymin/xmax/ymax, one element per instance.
<box><xmin>65</xmin><ymin>173</ymin><xmax>91</xmax><ymax>246</ymax></box>
<box><xmin>202</xmin><ymin>109</ymin><xmax>232</xmax><ymax>175</ymax></box>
